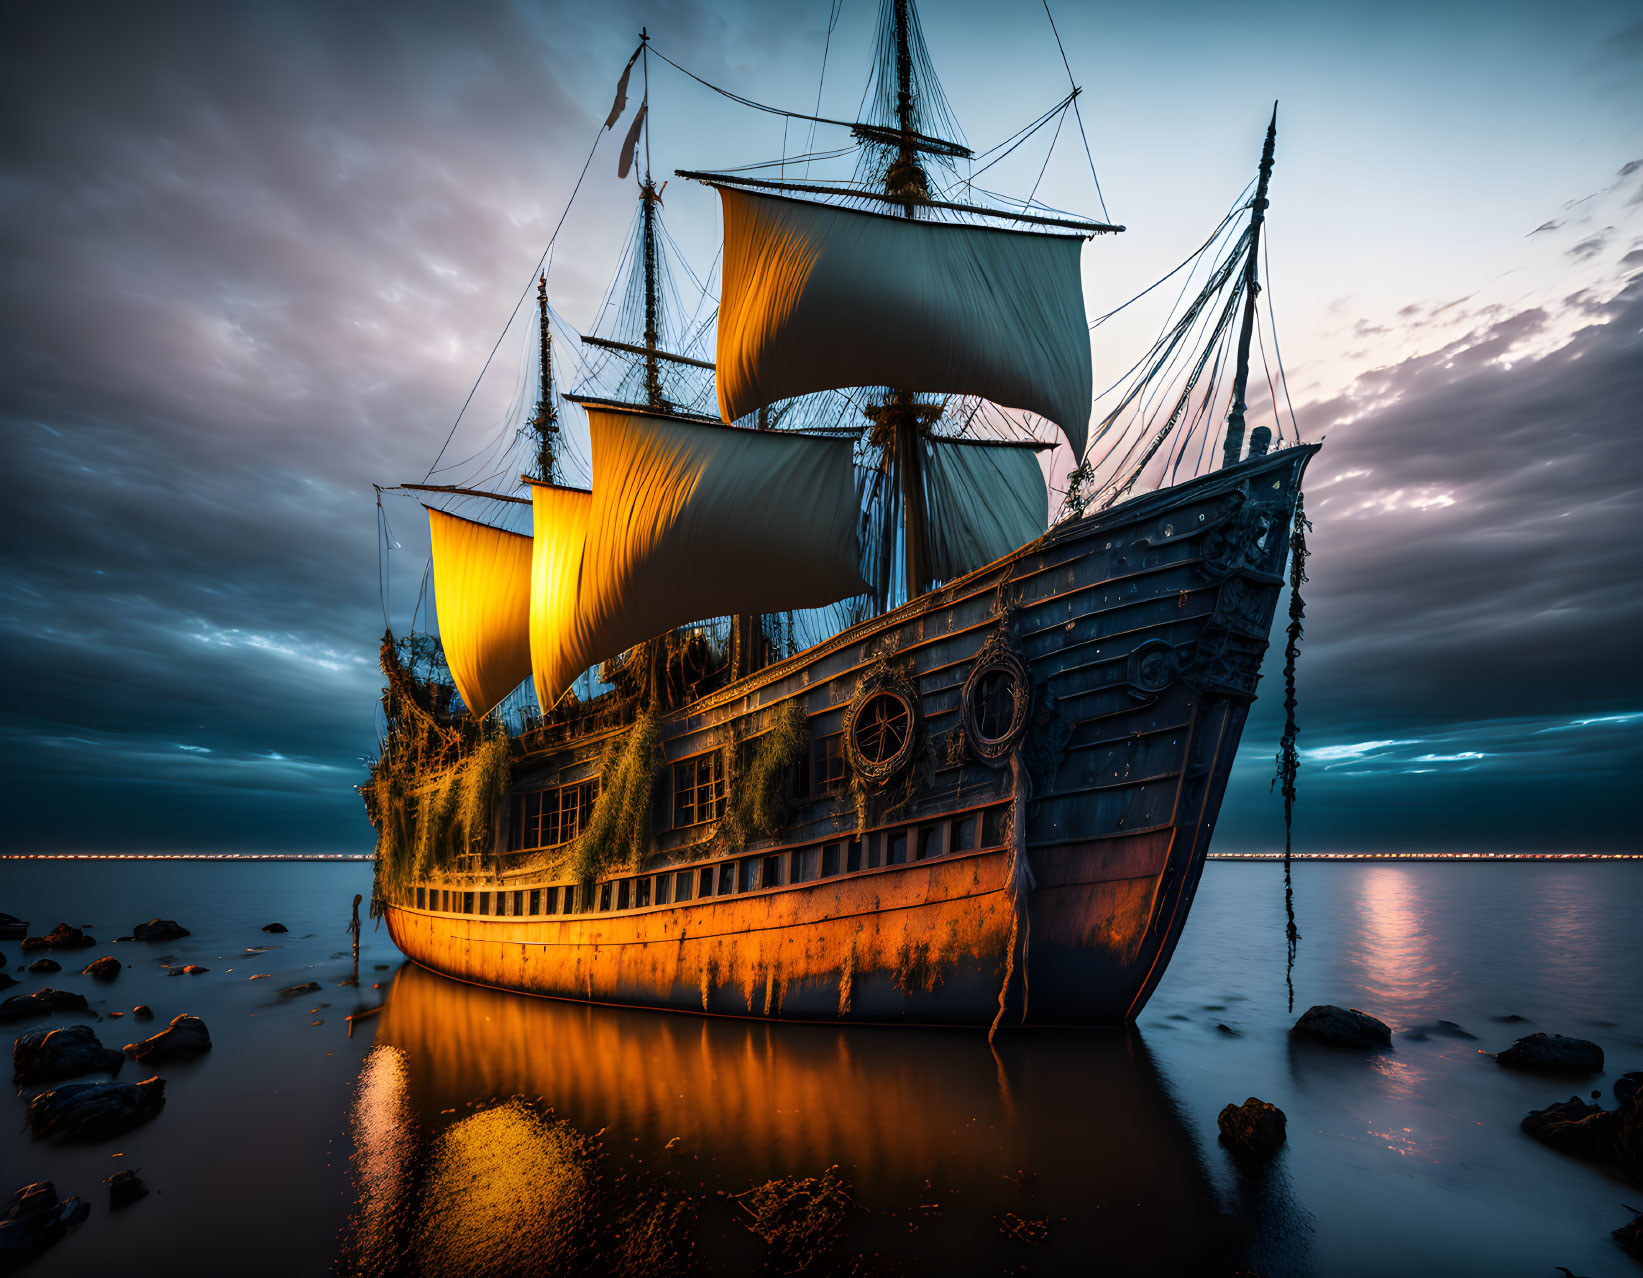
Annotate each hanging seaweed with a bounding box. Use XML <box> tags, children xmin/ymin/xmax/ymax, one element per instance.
<box><xmin>570</xmin><ymin>704</ymin><xmax>662</xmax><ymax>885</ymax></box>
<box><xmin>719</xmin><ymin>701</ymin><xmax>808</xmax><ymax>853</ymax></box>
<box><xmin>1272</xmin><ymin>489</ymin><xmax>1310</xmax><ymax>1011</ymax></box>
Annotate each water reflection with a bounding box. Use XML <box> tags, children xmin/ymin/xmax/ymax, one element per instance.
<box><xmin>339</xmin><ymin>961</ymin><xmax>1250</xmax><ymax>1276</ymax></box>
<box><xmin>1346</xmin><ymin>866</ymin><xmax>1439</xmax><ymax>1015</ymax></box>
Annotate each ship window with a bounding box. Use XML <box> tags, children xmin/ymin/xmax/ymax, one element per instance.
<box><xmin>565</xmin><ymin>887</ymin><xmax>579</xmax><ymax>915</ymax></box>
<box><xmin>846</xmin><ymin>840</ymin><xmax>862</xmax><ymax>873</ymax></box>
<box><xmin>718</xmin><ymin>862</ymin><xmax>736</xmax><ymax>896</ymax></box>
<box><xmin>672</xmin><ymin>752</ymin><xmax>726</xmax><ymax>828</ymax></box>
<box><xmin>636</xmin><ymin>878</ymin><xmax>651</xmax><ymax>908</ymax></box>
<box><xmin>982</xmin><ymin>807</ymin><xmax>1007</xmax><ymax>848</ymax></box>
<box><xmin>917</xmin><ymin>825</ymin><xmax>942</xmax><ymax>860</ymax></box>
<box><xmin>699</xmin><ymin>867</ymin><xmax>715</xmax><ymax>899</ymax></box>
<box><xmin>528</xmin><ymin>889</ymin><xmax>541</xmax><ymax>915</ymax></box>
<box><xmin>513</xmin><ymin>778</ymin><xmax>600</xmax><ymax>852</ymax></box>
<box><xmin>866</xmin><ymin>835</ymin><xmax>883</xmax><ymax>869</ymax></box>
<box><xmin>513</xmin><ymin>891</ymin><xmax>524</xmax><ymax>916</ymax></box>
<box><xmin>616</xmin><ymin>880</ymin><xmax>630</xmax><ymax>910</ymax></box>
<box><xmin>952</xmin><ymin>816</ymin><xmax>977</xmax><ymax>852</ymax></box>
<box><xmin>970</xmin><ymin>668</ymin><xmax>1020</xmax><ymax>745</ymax></box>
<box><xmin>761</xmin><ymin>854</ymin><xmax>781</xmax><ymax>889</ymax></box>
<box><xmin>809</xmin><ymin>734</ymin><xmax>846</xmax><ymax>794</ymax></box>
<box><xmin>477</xmin><ymin>892</ymin><xmax>490</xmax><ymax>916</ymax></box>
<box><xmin>851</xmin><ymin>691</ymin><xmax>914</xmax><ymax>772</ymax></box>
<box><xmin>463</xmin><ymin>892</ymin><xmax>475</xmax><ymax>915</ymax></box>
<box><xmin>496</xmin><ymin>892</ymin><xmax>507</xmax><ymax>917</ymax></box>
<box><xmin>441</xmin><ymin>890</ymin><xmax>451</xmax><ymax>912</ymax></box>
<box><xmin>415</xmin><ymin>887</ymin><xmax>426</xmax><ymax>910</ymax></box>
<box><xmin>887</xmin><ymin>831</ymin><xmax>907</xmax><ymax>865</ymax></box>
<box><xmin>821</xmin><ymin>843</ymin><xmax>840</xmax><ymax>878</ymax></box>
<box><xmin>738</xmin><ymin>859</ymin><xmax>756</xmax><ymax>893</ymax></box>
<box><xmin>599</xmin><ymin>883</ymin><xmax>613</xmax><ymax>911</ymax></box>
<box><xmin>676</xmin><ymin>871</ymin><xmax>694</xmax><ymax>902</ymax></box>
<box><xmin>654</xmin><ymin>875</ymin><xmax>670</xmax><ymax>906</ymax></box>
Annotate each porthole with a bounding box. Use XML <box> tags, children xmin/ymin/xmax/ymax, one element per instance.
<box><xmin>845</xmin><ymin>687</ymin><xmax>920</xmax><ymax>784</ymax></box>
<box><xmin>962</xmin><ymin>652</ymin><xmax>1030</xmax><ymax>765</ymax></box>
<box><xmin>1127</xmin><ymin>639</ymin><xmax>1178</xmax><ymax>694</ymax></box>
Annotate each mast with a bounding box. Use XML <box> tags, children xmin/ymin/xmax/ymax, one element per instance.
<box><xmin>639</xmin><ymin>29</ymin><xmax>664</xmax><ymax>412</ymax></box>
<box><xmin>529</xmin><ymin>272</ymin><xmax>561</xmax><ymax>483</ymax></box>
<box><xmin>1220</xmin><ymin>105</ymin><xmax>1278</xmax><ymax>470</ymax></box>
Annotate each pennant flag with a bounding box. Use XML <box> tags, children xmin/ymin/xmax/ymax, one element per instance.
<box><xmin>618</xmin><ymin>103</ymin><xmax>647</xmax><ymax>180</ymax></box>
<box><xmin>604</xmin><ymin>46</ymin><xmax>643</xmax><ymax>130</ymax></box>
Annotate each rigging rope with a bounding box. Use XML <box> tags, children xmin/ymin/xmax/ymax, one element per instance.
<box><xmin>1040</xmin><ymin>0</ymin><xmax>1110</xmax><ymax>223</ymax></box>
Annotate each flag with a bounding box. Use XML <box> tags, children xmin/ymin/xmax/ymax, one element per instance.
<box><xmin>604</xmin><ymin>45</ymin><xmax>643</xmax><ymax>130</ymax></box>
<box><xmin>618</xmin><ymin>103</ymin><xmax>647</xmax><ymax>180</ymax></box>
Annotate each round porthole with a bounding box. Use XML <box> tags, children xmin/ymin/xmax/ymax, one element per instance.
<box><xmin>1127</xmin><ymin>639</ymin><xmax>1178</xmax><ymax>694</ymax></box>
<box><xmin>846</xmin><ymin>688</ymin><xmax>919</xmax><ymax>784</ymax></box>
<box><xmin>962</xmin><ymin>652</ymin><xmax>1030</xmax><ymax>764</ymax></box>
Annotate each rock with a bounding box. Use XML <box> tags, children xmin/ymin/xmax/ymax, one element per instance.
<box><xmin>1217</xmin><ymin>1097</ymin><xmax>1287</xmax><ymax>1159</ymax></box>
<box><xmin>1215</xmin><ymin>1023</ymin><xmax>1241</xmax><ymax>1036</ymax></box>
<box><xmin>108</xmin><ymin>1011</ymin><xmax>123</xmax><ymax>1019</ymax></box>
<box><xmin>1402</xmin><ymin>1019</ymin><xmax>1478</xmax><ymax>1042</ymax></box>
<box><xmin>1614</xmin><ymin>1071</ymin><xmax>1642</xmax><ymax>1109</ymax></box>
<box><xmin>1290</xmin><ymin>1005</ymin><xmax>1393</xmax><ymax>1049</ymax></box>
<box><xmin>26</xmin><ymin>1077</ymin><xmax>166</xmax><ymax>1141</ymax></box>
<box><xmin>126</xmin><ymin>1014</ymin><xmax>211</xmax><ymax>1063</ymax></box>
<box><xmin>278</xmin><ymin>981</ymin><xmax>321</xmax><ymax>997</ymax></box>
<box><xmin>81</xmin><ymin>956</ymin><xmax>121</xmax><ymax>981</ymax></box>
<box><xmin>107</xmin><ymin>1170</ymin><xmax>148</xmax><ymax>1210</ymax></box>
<box><xmin>261</xmin><ymin>922</ymin><xmax>288</xmax><ymax>933</ymax></box>
<box><xmin>0</xmin><ymin>1181</ymin><xmax>90</xmax><ymax>1272</ymax></box>
<box><xmin>1616</xmin><ymin>1212</ymin><xmax>1643</xmax><ymax>1263</ymax></box>
<box><xmin>0</xmin><ymin>988</ymin><xmax>91</xmax><ymax>1023</ymax></box>
<box><xmin>131</xmin><ymin>919</ymin><xmax>190</xmax><ymax>943</ymax></box>
<box><xmin>0</xmin><ymin>973</ymin><xmax>15</xmax><ymax>991</ymax></box>
<box><xmin>1496</xmin><ymin>1032</ymin><xmax>1604</xmax><ymax>1076</ymax></box>
<box><xmin>27</xmin><ymin>958</ymin><xmax>61</xmax><ymax>974</ymax></box>
<box><xmin>13</xmin><ymin>1025</ymin><xmax>125</xmax><ymax>1085</ymax></box>
<box><xmin>167</xmin><ymin>965</ymin><xmax>209</xmax><ymax>976</ymax></box>
<box><xmin>1521</xmin><ymin>1096</ymin><xmax>1622</xmax><ymax>1163</ymax></box>
<box><xmin>132</xmin><ymin>1005</ymin><xmax>154</xmax><ymax>1020</ymax></box>
<box><xmin>1492</xmin><ymin>1013</ymin><xmax>1530</xmax><ymax>1023</ymax></box>
<box><xmin>19</xmin><ymin>924</ymin><xmax>97</xmax><ymax>952</ymax></box>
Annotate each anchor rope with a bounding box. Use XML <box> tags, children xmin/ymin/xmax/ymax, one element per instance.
<box><xmin>989</xmin><ymin>750</ymin><xmax>1037</xmax><ymax>1042</ymax></box>
<box><xmin>1273</xmin><ymin>489</ymin><xmax>1310</xmax><ymax>1011</ymax></box>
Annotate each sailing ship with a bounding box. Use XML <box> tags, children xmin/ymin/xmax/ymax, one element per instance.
<box><xmin>364</xmin><ymin>0</ymin><xmax>1316</xmax><ymax>1029</ymax></box>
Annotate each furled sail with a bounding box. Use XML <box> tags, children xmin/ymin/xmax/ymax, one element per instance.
<box><xmin>921</xmin><ymin>438</ymin><xmax>1049</xmax><ymax>583</ymax></box>
<box><xmin>534</xmin><ymin>402</ymin><xmax>867</xmax><ymax>707</ymax></box>
<box><xmin>715</xmin><ymin>187</ymin><xmax>1093</xmax><ymax>458</ymax></box>
<box><xmin>426</xmin><ymin>508</ymin><xmax>533</xmax><ymax>720</ymax></box>
<box><xmin>527</xmin><ymin>482</ymin><xmax>593</xmax><ymax>714</ymax></box>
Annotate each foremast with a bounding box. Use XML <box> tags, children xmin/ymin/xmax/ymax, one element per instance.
<box><xmin>1220</xmin><ymin>106</ymin><xmax>1278</xmax><ymax>470</ymax></box>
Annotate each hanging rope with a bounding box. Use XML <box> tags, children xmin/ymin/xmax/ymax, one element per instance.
<box><xmin>1272</xmin><ymin>489</ymin><xmax>1310</xmax><ymax>1012</ymax></box>
<box><xmin>989</xmin><ymin>749</ymin><xmax>1037</xmax><ymax>1042</ymax></box>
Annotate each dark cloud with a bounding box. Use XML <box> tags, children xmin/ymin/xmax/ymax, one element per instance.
<box><xmin>1528</xmin><ymin>218</ymin><xmax>1565</xmax><ymax>235</ymax></box>
<box><xmin>1565</xmin><ymin>228</ymin><xmax>1613</xmax><ymax>259</ymax></box>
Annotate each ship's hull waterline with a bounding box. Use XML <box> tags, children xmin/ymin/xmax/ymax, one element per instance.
<box><xmin>384</xmin><ymin>445</ymin><xmax>1316</xmax><ymax>1027</ymax></box>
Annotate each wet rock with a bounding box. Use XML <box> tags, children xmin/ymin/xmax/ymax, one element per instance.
<box><xmin>1614</xmin><ymin>1071</ymin><xmax>1642</xmax><ymax>1109</ymax></box>
<box><xmin>20</xmin><ymin>924</ymin><xmax>97</xmax><ymax>952</ymax></box>
<box><xmin>1402</xmin><ymin>1019</ymin><xmax>1478</xmax><ymax>1042</ymax></box>
<box><xmin>0</xmin><ymin>973</ymin><xmax>14</xmax><ymax>991</ymax></box>
<box><xmin>13</xmin><ymin>1025</ymin><xmax>124</xmax><ymax>1085</ymax></box>
<box><xmin>27</xmin><ymin>958</ymin><xmax>61</xmax><ymax>974</ymax></box>
<box><xmin>107</xmin><ymin>1170</ymin><xmax>148</xmax><ymax>1210</ymax></box>
<box><xmin>1217</xmin><ymin>1097</ymin><xmax>1288</xmax><ymax>1160</ymax></box>
<box><xmin>1215</xmin><ymin>1023</ymin><xmax>1241</xmax><ymax>1037</ymax></box>
<box><xmin>0</xmin><ymin>913</ymin><xmax>25</xmax><ymax>937</ymax></box>
<box><xmin>278</xmin><ymin>981</ymin><xmax>321</xmax><ymax>998</ymax></box>
<box><xmin>0</xmin><ymin>988</ymin><xmax>91</xmax><ymax>1023</ymax></box>
<box><xmin>1496</xmin><ymin>1032</ymin><xmax>1604</xmax><ymax>1076</ymax></box>
<box><xmin>167</xmin><ymin>965</ymin><xmax>209</xmax><ymax>976</ymax></box>
<box><xmin>1491</xmin><ymin>1013</ymin><xmax>1530</xmax><ymax>1023</ymax></box>
<box><xmin>1616</xmin><ymin>1212</ymin><xmax>1643</xmax><ymax>1263</ymax></box>
<box><xmin>126</xmin><ymin>1014</ymin><xmax>211</xmax><ymax>1063</ymax></box>
<box><xmin>261</xmin><ymin>922</ymin><xmax>288</xmax><ymax>933</ymax></box>
<box><xmin>26</xmin><ymin>1077</ymin><xmax>166</xmax><ymax>1141</ymax></box>
<box><xmin>0</xmin><ymin>1181</ymin><xmax>90</xmax><ymax>1271</ymax></box>
<box><xmin>131</xmin><ymin>919</ymin><xmax>190</xmax><ymax>943</ymax></box>
<box><xmin>132</xmin><ymin>1005</ymin><xmax>154</xmax><ymax>1020</ymax></box>
<box><xmin>1521</xmin><ymin>1096</ymin><xmax>1621</xmax><ymax>1163</ymax></box>
<box><xmin>81</xmin><ymin>956</ymin><xmax>121</xmax><ymax>981</ymax></box>
<box><xmin>1290</xmin><ymin>1004</ymin><xmax>1393</xmax><ymax>1049</ymax></box>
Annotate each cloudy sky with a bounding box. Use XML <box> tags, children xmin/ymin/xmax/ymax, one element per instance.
<box><xmin>2</xmin><ymin>0</ymin><xmax>1639</xmax><ymax>853</ymax></box>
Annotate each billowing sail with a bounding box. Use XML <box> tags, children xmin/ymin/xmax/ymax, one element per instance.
<box><xmin>533</xmin><ymin>403</ymin><xmax>867</xmax><ymax>707</ymax></box>
<box><xmin>716</xmin><ymin>187</ymin><xmax>1092</xmax><ymax>458</ymax></box>
<box><xmin>527</xmin><ymin>481</ymin><xmax>592</xmax><ymax>714</ymax></box>
<box><xmin>426</xmin><ymin>508</ymin><xmax>533</xmax><ymax>720</ymax></box>
<box><xmin>921</xmin><ymin>437</ymin><xmax>1049</xmax><ymax>583</ymax></box>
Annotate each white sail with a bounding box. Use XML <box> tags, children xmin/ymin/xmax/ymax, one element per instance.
<box><xmin>527</xmin><ymin>482</ymin><xmax>593</xmax><ymax>714</ymax></box>
<box><xmin>533</xmin><ymin>403</ymin><xmax>867</xmax><ymax>707</ymax></box>
<box><xmin>921</xmin><ymin>437</ymin><xmax>1049</xmax><ymax>583</ymax></box>
<box><xmin>426</xmin><ymin>508</ymin><xmax>533</xmax><ymax>720</ymax></box>
<box><xmin>716</xmin><ymin>187</ymin><xmax>1092</xmax><ymax>458</ymax></box>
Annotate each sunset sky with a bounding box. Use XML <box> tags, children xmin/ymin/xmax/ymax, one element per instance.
<box><xmin>2</xmin><ymin>0</ymin><xmax>1639</xmax><ymax>853</ymax></box>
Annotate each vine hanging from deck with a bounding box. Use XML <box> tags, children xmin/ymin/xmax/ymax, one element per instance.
<box><xmin>719</xmin><ymin>701</ymin><xmax>809</xmax><ymax>853</ymax></box>
<box><xmin>569</xmin><ymin>704</ymin><xmax>662</xmax><ymax>885</ymax></box>
<box><xmin>1272</xmin><ymin>489</ymin><xmax>1310</xmax><ymax>1011</ymax></box>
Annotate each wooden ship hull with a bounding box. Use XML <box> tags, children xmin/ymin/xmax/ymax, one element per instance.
<box><xmin>381</xmin><ymin>442</ymin><xmax>1314</xmax><ymax>1027</ymax></box>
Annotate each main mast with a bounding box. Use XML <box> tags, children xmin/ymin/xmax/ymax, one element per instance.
<box><xmin>639</xmin><ymin>29</ymin><xmax>665</xmax><ymax>413</ymax></box>
<box><xmin>529</xmin><ymin>273</ymin><xmax>561</xmax><ymax>483</ymax></box>
<box><xmin>1220</xmin><ymin>106</ymin><xmax>1278</xmax><ymax>469</ymax></box>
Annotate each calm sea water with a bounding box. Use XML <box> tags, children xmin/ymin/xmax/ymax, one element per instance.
<box><xmin>2</xmin><ymin>860</ymin><xmax>1638</xmax><ymax>1276</ymax></box>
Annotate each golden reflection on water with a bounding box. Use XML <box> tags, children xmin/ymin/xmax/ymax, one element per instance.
<box><xmin>340</xmin><ymin>961</ymin><xmax>1242</xmax><ymax>1276</ymax></box>
<box><xmin>1348</xmin><ymin>866</ymin><xmax>1440</xmax><ymax>1014</ymax></box>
